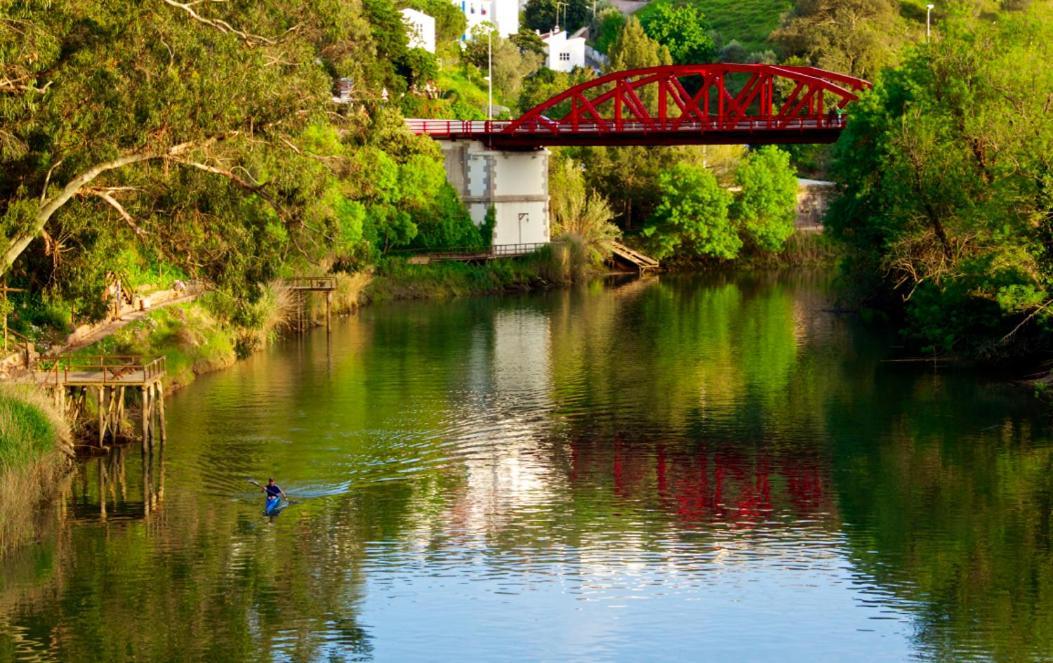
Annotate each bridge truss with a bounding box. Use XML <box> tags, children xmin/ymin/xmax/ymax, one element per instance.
<box><xmin>407</xmin><ymin>63</ymin><xmax>871</xmax><ymax>149</ymax></box>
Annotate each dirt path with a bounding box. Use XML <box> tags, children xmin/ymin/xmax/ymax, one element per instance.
<box><xmin>56</xmin><ymin>290</ymin><xmax>200</xmax><ymax>354</ymax></box>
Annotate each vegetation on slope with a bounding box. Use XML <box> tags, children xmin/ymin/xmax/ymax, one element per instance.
<box><xmin>826</xmin><ymin>2</ymin><xmax>1053</xmax><ymax>360</ymax></box>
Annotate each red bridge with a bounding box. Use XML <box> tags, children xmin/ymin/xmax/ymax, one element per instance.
<box><xmin>407</xmin><ymin>63</ymin><xmax>871</xmax><ymax>149</ymax></box>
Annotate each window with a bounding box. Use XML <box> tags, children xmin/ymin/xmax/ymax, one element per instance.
<box><xmin>559</xmin><ymin>52</ymin><xmax>570</xmax><ymax>61</ymax></box>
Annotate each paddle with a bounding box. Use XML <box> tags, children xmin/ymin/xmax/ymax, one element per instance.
<box><xmin>246</xmin><ymin>478</ymin><xmax>296</xmax><ymax>505</ymax></box>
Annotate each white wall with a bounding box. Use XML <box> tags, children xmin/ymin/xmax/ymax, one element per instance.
<box><xmin>401</xmin><ymin>9</ymin><xmax>436</xmax><ymax>53</ymax></box>
<box><xmin>454</xmin><ymin>0</ymin><xmax>519</xmax><ymax>39</ymax></box>
<box><xmin>541</xmin><ymin>31</ymin><xmax>586</xmax><ymax>72</ymax></box>
<box><xmin>438</xmin><ymin>140</ymin><xmax>550</xmax><ymax>248</ymax></box>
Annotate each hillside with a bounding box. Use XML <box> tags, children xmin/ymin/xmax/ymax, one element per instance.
<box><xmin>635</xmin><ymin>0</ymin><xmax>793</xmax><ymax>52</ymax></box>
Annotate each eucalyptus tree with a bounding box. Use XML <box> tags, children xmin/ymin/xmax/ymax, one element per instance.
<box><xmin>0</xmin><ymin>0</ymin><xmax>437</xmax><ymax>308</ymax></box>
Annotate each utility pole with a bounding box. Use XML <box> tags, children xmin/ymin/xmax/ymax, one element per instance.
<box><xmin>487</xmin><ymin>29</ymin><xmax>493</xmax><ymax>121</ymax></box>
<box><xmin>926</xmin><ymin>4</ymin><xmax>934</xmax><ymax>43</ymax></box>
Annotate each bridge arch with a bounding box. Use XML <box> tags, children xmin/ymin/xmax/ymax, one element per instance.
<box><xmin>407</xmin><ymin>64</ymin><xmax>872</xmax><ymax>148</ymax></box>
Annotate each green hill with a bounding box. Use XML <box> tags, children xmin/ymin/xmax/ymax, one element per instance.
<box><xmin>635</xmin><ymin>0</ymin><xmax>793</xmax><ymax>53</ymax></box>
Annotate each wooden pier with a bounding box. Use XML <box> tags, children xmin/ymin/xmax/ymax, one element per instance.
<box><xmin>286</xmin><ymin>276</ymin><xmax>337</xmax><ymax>334</ymax></box>
<box><xmin>609</xmin><ymin>241</ymin><xmax>660</xmax><ymax>273</ymax></box>
<box><xmin>37</xmin><ymin>355</ymin><xmax>167</xmax><ymax>451</ymax></box>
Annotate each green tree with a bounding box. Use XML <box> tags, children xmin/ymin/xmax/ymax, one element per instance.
<box><xmin>523</xmin><ymin>0</ymin><xmax>591</xmax><ymax>34</ymax></box>
<box><xmin>574</xmin><ymin>16</ymin><xmax>674</xmax><ymax>229</ymax></box>
<box><xmin>607</xmin><ymin>16</ymin><xmax>672</xmax><ymax>72</ymax></box>
<box><xmin>0</xmin><ymin>1</ymin><xmax>473</xmax><ymax>317</ymax></box>
<box><xmin>826</xmin><ymin>4</ymin><xmax>1053</xmax><ymax>356</ymax></box>
<box><xmin>771</xmin><ymin>0</ymin><xmax>907</xmax><ymax>79</ymax></box>
<box><xmin>732</xmin><ymin>147</ymin><xmax>798</xmax><ymax>252</ymax></box>
<box><xmin>642</xmin><ymin>163</ymin><xmax>737</xmax><ymax>260</ymax></box>
<box><xmin>639</xmin><ymin>2</ymin><xmax>716</xmax><ymax>64</ymax></box>
<box><xmin>462</xmin><ymin>24</ymin><xmax>543</xmax><ymax>101</ymax></box>
<box><xmin>403</xmin><ymin>0</ymin><xmax>468</xmax><ymax>43</ymax></box>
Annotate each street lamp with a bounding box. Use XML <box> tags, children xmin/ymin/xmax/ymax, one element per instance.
<box><xmin>926</xmin><ymin>4</ymin><xmax>934</xmax><ymax>43</ymax></box>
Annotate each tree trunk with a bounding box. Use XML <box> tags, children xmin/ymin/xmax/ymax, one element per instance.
<box><xmin>1</xmin><ymin>142</ymin><xmax>194</xmax><ymax>275</ymax></box>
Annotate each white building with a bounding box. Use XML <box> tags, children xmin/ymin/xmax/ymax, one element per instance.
<box><xmin>401</xmin><ymin>8</ymin><xmax>436</xmax><ymax>53</ymax></box>
<box><xmin>454</xmin><ymin>0</ymin><xmax>519</xmax><ymax>39</ymax></box>
<box><xmin>439</xmin><ymin>140</ymin><xmax>550</xmax><ymax>247</ymax></box>
<box><xmin>539</xmin><ymin>27</ymin><xmax>587</xmax><ymax>72</ymax></box>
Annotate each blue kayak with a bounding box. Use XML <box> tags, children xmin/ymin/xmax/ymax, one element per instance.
<box><xmin>265</xmin><ymin>495</ymin><xmax>285</xmax><ymax>516</ymax></box>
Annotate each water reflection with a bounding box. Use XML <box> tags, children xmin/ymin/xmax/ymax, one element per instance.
<box><xmin>1</xmin><ymin>274</ymin><xmax>1050</xmax><ymax>661</ymax></box>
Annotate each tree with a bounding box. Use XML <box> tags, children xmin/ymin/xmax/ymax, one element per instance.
<box><xmin>732</xmin><ymin>147</ymin><xmax>798</xmax><ymax>252</ymax></box>
<box><xmin>771</xmin><ymin>0</ymin><xmax>906</xmax><ymax>79</ymax></box>
<box><xmin>462</xmin><ymin>24</ymin><xmax>543</xmax><ymax>101</ymax></box>
<box><xmin>639</xmin><ymin>2</ymin><xmax>715</xmax><ymax>64</ymax></box>
<box><xmin>573</xmin><ymin>16</ymin><xmax>675</xmax><ymax>229</ymax></box>
<box><xmin>523</xmin><ymin>0</ymin><xmax>591</xmax><ymax>34</ymax></box>
<box><xmin>642</xmin><ymin>163</ymin><xmax>737</xmax><ymax>260</ymax></box>
<box><xmin>607</xmin><ymin>16</ymin><xmax>672</xmax><ymax>72</ymax></box>
<box><xmin>0</xmin><ymin>0</ymin><xmax>471</xmax><ymax>316</ymax></box>
<box><xmin>825</xmin><ymin>4</ymin><xmax>1053</xmax><ymax>356</ymax></box>
<box><xmin>403</xmin><ymin>0</ymin><xmax>468</xmax><ymax>43</ymax></box>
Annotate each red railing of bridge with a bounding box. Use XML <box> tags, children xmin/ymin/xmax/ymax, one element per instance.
<box><xmin>407</xmin><ymin>63</ymin><xmax>871</xmax><ymax>148</ymax></box>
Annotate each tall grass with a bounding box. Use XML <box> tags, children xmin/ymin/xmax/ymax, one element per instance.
<box><xmin>0</xmin><ymin>387</ymin><xmax>73</xmax><ymax>554</ymax></box>
<box><xmin>0</xmin><ymin>387</ymin><xmax>71</xmax><ymax>471</ymax></box>
<box><xmin>549</xmin><ymin>157</ymin><xmax>620</xmax><ymax>269</ymax></box>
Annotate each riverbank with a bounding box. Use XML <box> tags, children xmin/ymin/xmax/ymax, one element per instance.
<box><xmin>68</xmin><ymin>241</ymin><xmax>591</xmax><ymax>397</ymax></box>
<box><xmin>0</xmin><ymin>387</ymin><xmax>74</xmax><ymax>553</ymax></box>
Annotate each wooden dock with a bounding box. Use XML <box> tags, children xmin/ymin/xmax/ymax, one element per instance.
<box><xmin>609</xmin><ymin>241</ymin><xmax>660</xmax><ymax>273</ymax></box>
<box><xmin>36</xmin><ymin>355</ymin><xmax>167</xmax><ymax>450</ymax></box>
<box><xmin>285</xmin><ymin>276</ymin><xmax>337</xmax><ymax>333</ymax></box>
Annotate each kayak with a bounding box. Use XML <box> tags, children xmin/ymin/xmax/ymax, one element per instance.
<box><xmin>265</xmin><ymin>495</ymin><xmax>284</xmax><ymax>516</ymax></box>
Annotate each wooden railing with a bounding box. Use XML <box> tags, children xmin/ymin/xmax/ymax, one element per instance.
<box><xmin>285</xmin><ymin>276</ymin><xmax>337</xmax><ymax>291</ymax></box>
<box><xmin>38</xmin><ymin>354</ymin><xmax>166</xmax><ymax>386</ymax></box>
<box><xmin>390</xmin><ymin>242</ymin><xmax>551</xmax><ymax>261</ymax></box>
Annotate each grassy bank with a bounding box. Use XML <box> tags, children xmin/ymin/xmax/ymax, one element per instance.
<box><xmin>71</xmin><ymin>241</ymin><xmax>594</xmax><ymax>395</ymax></box>
<box><xmin>657</xmin><ymin>230</ymin><xmax>842</xmax><ymax>272</ymax></box>
<box><xmin>0</xmin><ymin>387</ymin><xmax>74</xmax><ymax>553</ymax></box>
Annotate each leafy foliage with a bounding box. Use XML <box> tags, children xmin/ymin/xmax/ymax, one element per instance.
<box><xmin>549</xmin><ymin>156</ymin><xmax>620</xmax><ymax>265</ymax></box>
<box><xmin>771</xmin><ymin>0</ymin><xmax>909</xmax><ymax>78</ymax></box>
<box><xmin>462</xmin><ymin>24</ymin><xmax>544</xmax><ymax>102</ymax></box>
<box><xmin>733</xmin><ymin>147</ymin><xmax>798</xmax><ymax>252</ymax></box>
<box><xmin>639</xmin><ymin>2</ymin><xmax>716</xmax><ymax>64</ymax></box>
<box><xmin>825</xmin><ymin>4</ymin><xmax>1053</xmax><ymax>356</ymax></box>
<box><xmin>642</xmin><ymin>163</ymin><xmax>737</xmax><ymax>260</ymax></box>
<box><xmin>523</xmin><ymin>0</ymin><xmax>592</xmax><ymax>34</ymax></box>
<box><xmin>0</xmin><ymin>0</ymin><xmax>478</xmax><ymax>328</ymax></box>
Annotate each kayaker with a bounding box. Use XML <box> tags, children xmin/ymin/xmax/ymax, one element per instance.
<box><xmin>261</xmin><ymin>478</ymin><xmax>287</xmax><ymax>503</ymax></box>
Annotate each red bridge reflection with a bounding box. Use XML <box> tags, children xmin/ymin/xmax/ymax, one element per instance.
<box><xmin>570</xmin><ymin>438</ymin><xmax>834</xmax><ymax>527</ymax></box>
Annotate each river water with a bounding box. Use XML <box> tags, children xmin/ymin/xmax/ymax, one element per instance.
<box><xmin>2</xmin><ymin>273</ymin><xmax>1051</xmax><ymax>661</ymax></box>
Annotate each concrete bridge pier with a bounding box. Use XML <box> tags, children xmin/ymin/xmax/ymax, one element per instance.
<box><xmin>438</xmin><ymin>140</ymin><xmax>550</xmax><ymax>248</ymax></box>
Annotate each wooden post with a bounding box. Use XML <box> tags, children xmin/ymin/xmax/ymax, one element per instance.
<box><xmin>115</xmin><ymin>386</ymin><xmax>126</xmax><ymax>438</ymax></box>
<box><xmin>326</xmin><ymin>291</ymin><xmax>332</xmax><ymax>334</ymax></box>
<box><xmin>97</xmin><ymin>386</ymin><xmax>105</xmax><ymax>447</ymax></box>
<box><xmin>141</xmin><ymin>384</ymin><xmax>151</xmax><ymax>450</ymax></box>
<box><xmin>98</xmin><ymin>457</ymin><xmax>107</xmax><ymax>521</ymax></box>
<box><xmin>156</xmin><ymin>382</ymin><xmax>167</xmax><ymax>445</ymax></box>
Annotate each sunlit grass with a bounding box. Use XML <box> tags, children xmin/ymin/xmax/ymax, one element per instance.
<box><xmin>636</xmin><ymin>0</ymin><xmax>793</xmax><ymax>53</ymax></box>
<box><xmin>0</xmin><ymin>388</ymin><xmax>68</xmax><ymax>472</ymax></box>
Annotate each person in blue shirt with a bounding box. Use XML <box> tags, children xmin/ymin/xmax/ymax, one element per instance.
<box><xmin>260</xmin><ymin>478</ymin><xmax>287</xmax><ymax>514</ymax></box>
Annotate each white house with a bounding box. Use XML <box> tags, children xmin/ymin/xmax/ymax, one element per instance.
<box><xmin>454</xmin><ymin>0</ymin><xmax>519</xmax><ymax>39</ymax></box>
<box><xmin>401</xmin><ymin>8</ymin><xmax>436</xmax><ymax>53</ymax></box>
<box><xmin>539</xmin><ymin>27</ymin><xmax>586</xmax><ymax>72</ymax></box>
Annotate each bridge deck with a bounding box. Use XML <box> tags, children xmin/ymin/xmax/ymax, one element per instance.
<box><xmin>407</xmin><ymin>119</ymin><xmax>846</xmax><ymax>149</ymax></box>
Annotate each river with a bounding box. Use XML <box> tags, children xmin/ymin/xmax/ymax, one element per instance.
<box><xmin>1</xmin><ymin>273</ymin><xmax>1051</xmax><ymax>661</ymax></box>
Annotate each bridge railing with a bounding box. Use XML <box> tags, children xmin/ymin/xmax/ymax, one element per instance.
<box><xmin>407</xmin><ymin>116</ymin><xmax>847</xmax><ymax>137</ymax></box>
